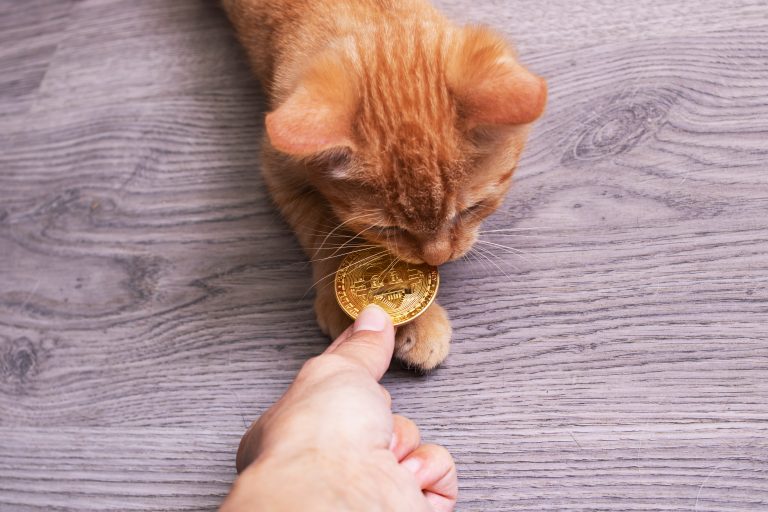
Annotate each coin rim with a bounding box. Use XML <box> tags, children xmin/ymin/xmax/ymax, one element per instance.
<box><xmin>334</xmin><ymin>251</ymin><xmax>440</xmax><ymax>326</ymax></box>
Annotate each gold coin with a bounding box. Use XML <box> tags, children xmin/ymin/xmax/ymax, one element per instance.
<box><xmin>335</xmin><ymin>248</ymin><xmax>439</xmax><ymax>326</ymax></box>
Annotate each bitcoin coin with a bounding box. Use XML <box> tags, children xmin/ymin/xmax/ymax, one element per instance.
<box><xmin>335</xmin><ymin>248</ymin><xmax>439</xmax><ymax>326</ymax></box>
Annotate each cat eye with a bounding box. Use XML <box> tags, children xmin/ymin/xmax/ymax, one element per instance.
<box><xmin>325</xmin><ymin>149</ymin><xmax>352</xmax><ymax>169</ymax></box>
<box><xmin>461</xmin><ymin>202</ymin><xmax>485</xmax><ymax>217</ymax></box>
<box><xmin>376</xmin><ymin>226</ymin><xmax>405</xmax><ymax>235</ymax></box>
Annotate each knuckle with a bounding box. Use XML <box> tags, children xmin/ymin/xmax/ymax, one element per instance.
<box><xmin>348</xmin><ymin>329</ymin><xmax>388</xmax><ymax>346</ymax></box>
<box><xmin>379</xmin><ymin>385</ymin><xmax>391</xmax><ymax>404</ymax></box>
<box><xmin>298</xmin><ymin>355</ymin><xmax>326</xmax><ymax>375</ymax></box>
<box><xmin>426</xmin><ymin>444</ymin><xmax>455</xmax><ymax>466</ymax></box>
<box><xmin>394</xmin><ymin>414</ymin><xmax>418</xmax><ymax>432</ymax></box>
<box><xmin>298</xmin><ymin>353</ymin><xmax>354</xmax><ymax>380</ymax></box>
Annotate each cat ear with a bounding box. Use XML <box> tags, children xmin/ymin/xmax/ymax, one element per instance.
<box><xmin>265</xmin><ymin>55</ymin><xmax>357</xmax><ymax>156</ymax></box>
<box><xmin>447</xmin><ymin>26</ymin><xmax>547</xmax><ymax>127</ymax></box>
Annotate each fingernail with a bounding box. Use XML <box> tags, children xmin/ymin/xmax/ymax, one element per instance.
<box><xmin>402</xmin><ymin>457</ymin><xmax>421</xmax><ymax>475</ymax></box>
<box><xmin>353</xmin><ymin>305</ymin><xmax>389</xmax><ymax>332</ymax></box>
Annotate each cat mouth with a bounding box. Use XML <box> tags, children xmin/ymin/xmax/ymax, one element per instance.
<box><xmin>384</xmin><ymin>248</ymin><xmax>454</xmax><ymax>267</ymax></box>
<box><xmin>373</xmin><ymin>246</ymin><xmax>426</xmax><ymax>266</ymax></box>
<box><xmin>387</xmin><ymin>251</ymin><xmax>425</xmax><ymax>265</ymax></box>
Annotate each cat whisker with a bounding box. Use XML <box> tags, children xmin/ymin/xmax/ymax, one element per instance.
<box><xmin>462</xmin><ymin>251</ymin><xmax>484</xmax><ymax>280</ymax></box>
<box><xmin>475</xmin><ymin>240</ymin><xmax>531</xmax><ymax>261</ymax></box>
<box><xmin>308</xmin><ymin>244</ymin><xmax>380</xmax><ymax>252</ymax></box>
<box><xmin>474</xmin><ymin>245</ymin><xmax>515</xmax><ymax>278</ymax></box>
<box><xmin>482</xmin><ymin>244</ymin><xmax>520</xmax><ymax>274</ymax></box>
<box><xmin>309</xmin><ymin>245</ymin><xmax>380</xmax><ymax>263</ymax></box>
<box><xmin>328</xmin><ymin>224</ymin><xmax>379</xmax><ymax>258</ymax></box>
<box><xmin>457</xmin><ymin>209</ymin><xmax>508</xmax><ymax>277</ymax></box>
<box><xmin>479</xmin><ymin>226</ymin><xmax>554</xmax><ymax>233</ymax></box>
<box><xmin>305</xmin><ymin>242</ymin><xmax>379</xmax><ymax>250</ymax></box>
<box><xmin>481</xmin><ymin>233</ymin><xmax>547</xmax><ymax>238</ymax></box>
<box><xmin>313</xmin><ymin>211</ymin><xmax>379</xmax><ymax>258</ymax></box>
<box><xmin>379</xmin><ymin>253</ymin><xmax>401</xmax><ymax>280</ymax></box>
<box><xmin>460</xmin><ymin>206</ymin><xmax>491</xmax><ymax>225</ymax></box>
<box><xmin>303</xmin><ymin>220</ymin><xmax>351</xmax><ymax>235</ymax></box>
<box><xmin>303</xmin><ymin>249</ymin><xmax>388</xmax><ymax>298</ymax></box>
<box><xmin>468</xmin><ymin>246</ymin><xmax>495</xmax><ymax>277</ymax></box>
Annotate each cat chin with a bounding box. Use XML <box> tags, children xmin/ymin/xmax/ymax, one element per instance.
<box><xmin>387</xmin><ymin>250</ymin><xmax>466</xmax><ymax>267</ymax></box>
<box><xmin>386</xmin><ymin>251</ymin><xmax>425</xmax><ymax>265</ymax></box>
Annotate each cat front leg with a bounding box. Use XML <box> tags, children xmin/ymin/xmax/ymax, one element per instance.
<box><xmin>311</xmin><ymin>254</ymin><xmax>353</xmax><ymax>339</ymax></box>
<box><xmin>395</xmin><ymin>302</ymin><xmax>452</xmax><ymax>372</ymax></box>
<box><xmin>260</xmin><ymin>144</ymin><xmax>354</xmax><ymax>339</ymax></box>
<box><xmin>284</xmin><ymin>201</ymin><xmax>355</xmax><ymax>339</ymax></box>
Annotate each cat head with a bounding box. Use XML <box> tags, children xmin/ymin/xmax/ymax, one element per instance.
<box><xmin>266</xmin><ymin>25</ymin><xmax>546</xmax><ymax>265</ymax></box>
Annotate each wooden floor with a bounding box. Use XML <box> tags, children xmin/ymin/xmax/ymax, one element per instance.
<box><xmin>1</xmin><ymin>0</ymin><xmax>767</xmax><ymax>510</ymax></box>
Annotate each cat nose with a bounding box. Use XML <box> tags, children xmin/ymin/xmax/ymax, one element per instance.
<box><xmin>421</xmin><ymin>239</ymin><xmax>451</xmax><ymax>266</ymax></box>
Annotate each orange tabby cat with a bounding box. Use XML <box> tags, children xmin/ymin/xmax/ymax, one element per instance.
<box><xmin>222</xmin><ymin>0</ymin><xmax>546</xmax><ymax>370</ymax></box>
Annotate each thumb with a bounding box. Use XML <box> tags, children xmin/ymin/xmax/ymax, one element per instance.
<box><xmin>325</xmin><ymin>305</ymin><xmax>395</xmax><ymax>380</ymax></box>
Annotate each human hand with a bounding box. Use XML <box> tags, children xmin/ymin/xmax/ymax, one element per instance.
<box><xmin>220</xmin><ymin>305</ymin><xmax>458</xmax><ymax>512</ymax></box>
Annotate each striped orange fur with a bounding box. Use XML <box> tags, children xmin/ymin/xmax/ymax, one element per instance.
<box><xmin>222</xmin><ymin>0</ymin><xmax>546</xmax><ymax>370</ymax></box>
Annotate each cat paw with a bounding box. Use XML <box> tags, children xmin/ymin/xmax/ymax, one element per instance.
<box><xmin>315</xmin><ymin>292</ymin><xmax>352</xmax><ymax>339</ymax></box>
<box><xmin>395</xmin><ymin>302</ymin><xmax>452</xmax><ymax>372</ymax></box>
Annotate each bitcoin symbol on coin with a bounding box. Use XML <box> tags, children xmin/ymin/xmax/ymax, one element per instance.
<box><xmin>335</xmin><ymin>248</ymin><xmax>439</xmax><ymax>326</ymax></box>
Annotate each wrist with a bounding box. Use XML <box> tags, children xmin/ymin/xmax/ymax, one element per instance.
<box><xmin>225</xmin><ymin>449</ymin><xmax>353</xmax><ymax>512</ymax></box>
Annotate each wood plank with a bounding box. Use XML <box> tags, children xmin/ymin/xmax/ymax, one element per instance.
<box><xmin>0</xmin><ymin>428</ymin><xmax>237</xmax><ymax>511</ymax></box>
<box><xmin>0</xmin><ymin>0</ymin><xmax>75</xmax><ymax>116</ymax></box>
<box><xmin>433</xmin><ymin>0</ymin><xmax>768</xmax><ymax>53</ymax></box>
<box><xmin>0</xmin><ymin>425</ymin><xmax>765</xmax><ymax>511</ymax></box>
<box><xmin>30</xmin><ymin>0</ymin><xmax>257</xmax><ymax>112</ymax></box>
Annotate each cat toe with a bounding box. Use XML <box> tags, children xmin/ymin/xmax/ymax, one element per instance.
<box><xmin>395</xmin><ymin>303</ymin><xmax>452</xmax><ymax>372</ymax></box>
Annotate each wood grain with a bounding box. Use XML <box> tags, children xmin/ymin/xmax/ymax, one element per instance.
<box><xmin>1</xmin><ymin>424</ymin><xmax>766</xmax><ymax>511</ymax></box>
<box><xmin>1</xmin><ymin>0</ymin><xmax>767</xmax><ymax>510</ymax></box>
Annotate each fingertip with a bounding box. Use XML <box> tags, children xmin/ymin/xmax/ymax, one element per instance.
<box><xmin>401</xmin><ymin>444</ymin><xmax>458</xmax><ymax>502</ymax></box>
<box><xmin>328</xmin><ymin>305</ymin><xmax>395</xmax><ymax>379</ymax></box>
<box><xmin>390</xmin><ymin>414</ymin><xmax>421</xmax><ymax>461</ymax></box>
<box><xmin>353</xmin><ymin>304</ymin><xmax>392</xmax><ymax>333</ymax></box>
<box><xmin>425</xmin><ymin>491</ymin><xmax>456</xmax><ymax>512</ymax></box>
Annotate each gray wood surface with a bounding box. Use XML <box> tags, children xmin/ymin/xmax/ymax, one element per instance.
<box><xmin>1</xmin><ymin>0</ymin><xmax>767</xmax><ymax>510</ymax></box>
